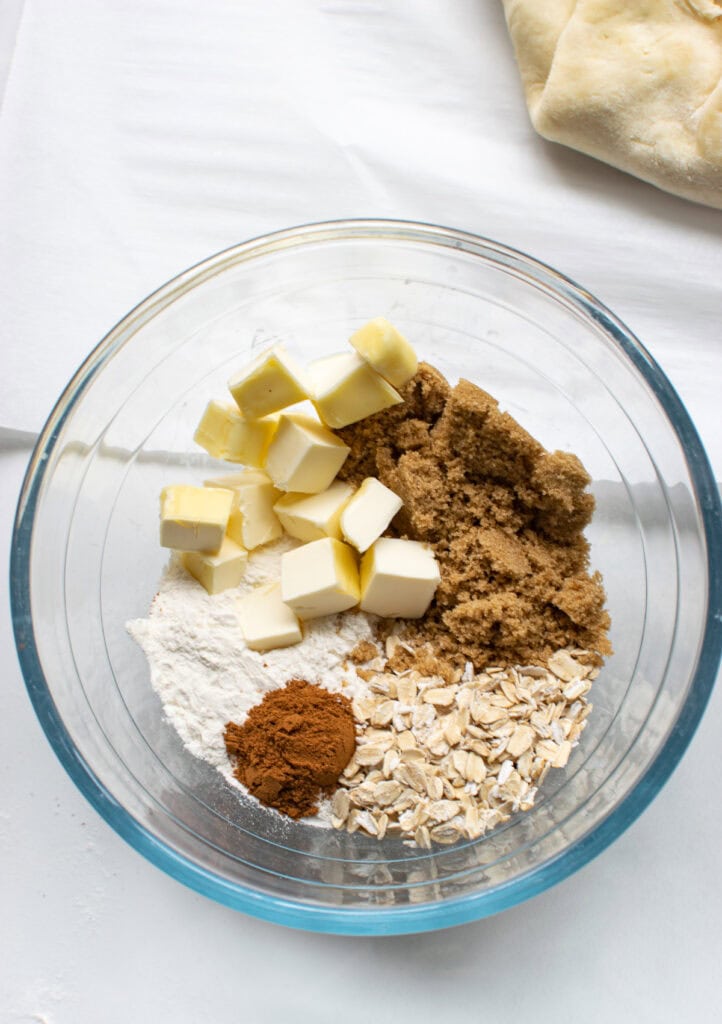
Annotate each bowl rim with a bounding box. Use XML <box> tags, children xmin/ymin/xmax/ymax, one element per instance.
<box><xmin>10</xmin><ymin>218</ymin><xmax>722</xmax><ymax>935</ymax></box>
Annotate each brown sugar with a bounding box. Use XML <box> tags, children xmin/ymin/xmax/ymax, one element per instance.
<box><xmin>224</xmin><ymin>679</ymin><xmax>356</xmax><ymax>818</ymax></box>
<box><xmin>348</xmin><ymin>639</ymin><xmax>381</xmax><ymax>664</ymax></box>
<box><xmin>337</xmin><ymin>364</ymin><xmax>611</xmax><ymax>669</ymax></box>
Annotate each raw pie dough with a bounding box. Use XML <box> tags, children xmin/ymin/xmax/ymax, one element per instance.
<box><xmin>502</xmin><ymin>0</ymin><xmax>722</xmax><ymax>208</ymax></box>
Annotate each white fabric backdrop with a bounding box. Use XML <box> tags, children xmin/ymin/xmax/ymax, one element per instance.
<box><xmin>2</xmin><ymin>5</ymin><xmax>721</xmax><ymax>1022</ymax></box>
<box><xmin>0</xmin><ymin>0</ymin><xmax>720</xmax><ymax>475</ymax></box>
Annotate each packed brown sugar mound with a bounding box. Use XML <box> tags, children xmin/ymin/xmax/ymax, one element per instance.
<box><xmin>338</xmin><ymin>363</ymin><xmax>611</xmax><ymax>669</ymax></box>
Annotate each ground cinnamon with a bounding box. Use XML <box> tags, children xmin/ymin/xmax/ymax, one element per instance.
<box><xmin>224</xmin><ymin>679</ymin><xmax>356</xmax><ymax>818</ymax></box>
<box><xmin>338</xmin><ymin>364</ymin><xmax>611</xmax><ymax>669</ymax></box>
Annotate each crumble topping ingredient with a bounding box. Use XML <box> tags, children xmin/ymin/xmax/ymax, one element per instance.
<box><xmin>236</xmin><ymin>581</ymin><xmax>303</xmax><ymax>652</ymax></box>
<box><xmin>349</xmin><ymin>317</ymin><xmax>418</xmax><ymax>388</ymax></box>
<box><xmin>227</xmin><ymin>345</ymin><xmax>310</xmax><ymax>419</ymax></box>
<box><xmin>337</xmin><ymin>364</ymin><xmax>611</xmax><ymax>668</ymax></box>
<box><xmin>180</xmin><ymin>536</ymin><xmax>248</xmax><ymax>595</ymax></box>
<box><xmin>159</xmin><ymin>484</ymin><xmax>234</xmax><ymax>553</ymax></box>
<box><xmin>264</xmin><ymin>413</ymin><xmax>350</xmax><ymax>494</ymax></box>
<box><xmin>194</xmin><ymin>399</ymin><xmax>277</xmax><ymax>465</ymax></box>
<box><xmin>340</xmin><ymin>476</ymin><xmax>403</xmax><ymax>553</ymax></box>
<box><xmin>281</xmin><ymin>536</ymin><xmax>361</xmax><ymax>620</ymax></box>
<box><xmin>274</xmin><ymin>480</ymin><xmax>355</xmax><ymax>543</ymax></box>
<box><xmin>333</xmin><ymin>642</ymin><xmax>598</xmax><ymax>845</ymax></box>
<box><xmin>359</xmin><ymin>537</ymin><xmax>441</xmax><ymax>619</ymax></box>
<box><xmin>224</xmin><ymin>679</ymin><xmax>356</xmax><ymax>818</ymax></box>
<box><xmin>205</xmin><ymin>469</ymin><xmax>282</xmax><ymax>550</ymax></box>
<box><xmin>308</xmin><ymin>350</ymin><xmax>403</xmax><ymax>427</ymax></box>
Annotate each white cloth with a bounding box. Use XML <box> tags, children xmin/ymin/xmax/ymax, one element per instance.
<box><xmin>0</xmin><ymin>0</ymin><xmax>720</xmax><ymax>478</ymax></box>
<box><xmin>1</xmin><ymin>8</ymin><xmax>721</xmax><ymax>1018</ymax></box>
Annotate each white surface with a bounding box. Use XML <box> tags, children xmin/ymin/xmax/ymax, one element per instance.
<box><xmin>0</xmin><ymin>0</ymin><xmax>23</xmax><ymax>110</ymax></box>
<box><xmin>1</xmin><ymin>1</ymin><xmax>721</xmax><ymax>1021</ymax></box>
<box><xmin>0</xmin><ymin>0</ymin><xmax>721</xmax><ymax>476</ymax></box>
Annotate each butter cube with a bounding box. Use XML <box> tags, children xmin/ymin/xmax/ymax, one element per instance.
<box><xmin>360</xmin><ymin>538</ymin><xmax>440</xmax><ymax>618</ymax></box>
<box><xmin>274</xmin><ymin>481</ymin><xmax>354</xmax><ymax>543</ymax></box>
<box><xmin>205</xmin><ymin>469</ymin><xmax>282</xmax><ymax>550</ymax></box>
<box><xmin>160</xmin><ymin>485</ymin><xmax>233</xmax><ymax>552</ymax></box>
<box><xmin>349</xmin><ymin>318</ymin><xmax>418</xmax><ymax>387</ymax></box>
<box><xmin>228</xmin><ymin>345</ymin><xmax>309</xmax><ymax>419</ymax></box>
<box><xmin>264</xmin><ymin>414</ymin><xmax>349</xmax><ymax>493</ymax></box>
<box><xmin>181</xmin><ymin>536</ymin><xmax>248</xmax><ymax>595</ymax></box>
<box><xmin>281</xmin><ymin>537</ymin><xmax>360</xmax><ymax>620</ymax></box>
<box><xmin>238</xmin><ymin>583</ymin><xmax>302</xmax><ymax>651</ymax></box>
<box><xmin>340</xmin><ymin>477</ymin><xmax>403</xmax><ymax>553</ymax></box>
<box><xmin>194</xmin><ymin>399</ymin><xmax>277</xmax><ymax>466</ymax></box>
<box><xmin>265</xmin><ymin>400</ymin><xmax>322</xmax><ymax>428</ymax></box>
<box><xmin>309</xmin><ymin>351</ymin><xmax>402</xmax><ymax>428</ymax></box>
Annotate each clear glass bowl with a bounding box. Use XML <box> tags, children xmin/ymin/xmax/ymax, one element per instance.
<box><xmin>11</xmin><ymin>220</ymin><xmax>722</xmax><ymax>934</ymax></box>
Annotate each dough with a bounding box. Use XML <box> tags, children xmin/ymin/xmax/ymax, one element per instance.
<box><xmin>502</xmin><ymin>0</ymin><xmax>722</xmax><ymax>208</ymax></box>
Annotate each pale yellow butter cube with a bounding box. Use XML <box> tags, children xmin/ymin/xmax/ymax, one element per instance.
<box><xmin>160</xmin><ymin>485</ymin><xmax>233</xmax><ymax>552</ymax></box>
<box><xmin>349</xmin><ymin>317</ymin><xmax>418</xmax><ymax>387</ymax></box>
<box><xmin>309</xmin><ymin>351</ymin><xmax>402</xmax><ymax>429</ymax></box>
<box><xmin>269</xmin><ymin>400</ymin><xmax>322</xmax><ymax>424</ymax></box>
<box><xmin>360</xmin><ymin>538</ymin><xmax>440</xmax><ymax>618</ymax></box>
<box><xmin>194</xmin><ymin>399</ymin><xmax>277</xmax><ymax>466</ymax></box>
<box><xmin>340</xmin><ymin>477</ymin><xmax>403</xmax><ymax>553</ymax></box>
<box><xmin>228</xmin><ymin>345</ymin><xmax>309</xmax><ymax>419</ymax></box>
<box><xmin>264</xmin><ymin>414</ymin><xmax>349</xmax><ymax>493</ymax></box>
<box><xmin>205</xmin><ymin>469</ymin><xmax>282</xmax><ymax>550</ymax></box>
<box><xmin>181</xmin><ymin>537</ymin><xmax>248</xmax><ymax>595</ymax></box>
<box><xmin>281</xmin><ymin>537</ymin><xmax>360</xmax><ymax>620</ymax></box>
<box><xmin>237</xmin><ymin>583</ymin><xmax>302</xmax><ymax>651</ymax></box>
<box><xmin>274</xmin><ymin>481</ymin><xmax>354</xmax><ymax>543</ymax></box>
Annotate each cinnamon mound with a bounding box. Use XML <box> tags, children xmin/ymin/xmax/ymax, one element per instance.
<box><xmin>224</xmin><ymin>680</ymin><xmax>356</xmax><ymax>818</ymax></box>
<box><xmin>337</xmin><ymin>364</ymin><xmax>611</xmax><ymax>668</ymax></box>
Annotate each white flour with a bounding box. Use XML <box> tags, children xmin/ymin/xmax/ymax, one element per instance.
<box><xmin>127</xmin><ymin>538</ymin><xmax>374</xmax><ymax>798</ymax></box>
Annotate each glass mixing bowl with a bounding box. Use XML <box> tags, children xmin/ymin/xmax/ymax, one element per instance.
<box><xmin>11</xmin><ymin>220</ymin><xmax>722</xmax><ymax>934</ymax></box>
